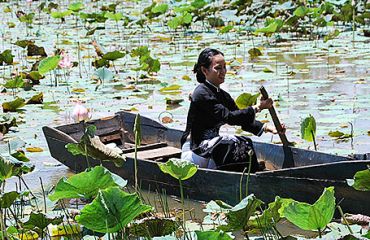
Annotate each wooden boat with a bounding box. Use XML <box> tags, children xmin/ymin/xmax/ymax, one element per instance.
<box><xmin>43</xmin><ymin>111</ymin><xmax>370</xmax><ymax>215</ymax></box>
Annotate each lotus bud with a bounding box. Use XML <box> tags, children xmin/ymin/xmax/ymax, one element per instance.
<box><xmin>58</xmin><ymin>51</ymin><xmax>73</xmax><ymax>69</ymax></box>
<box><xmin>72</xmin><ymin>103</ymin><xmax>91</xmax><ymax>123</ymax></box>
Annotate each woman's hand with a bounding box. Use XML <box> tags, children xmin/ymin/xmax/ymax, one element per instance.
<box><xmin>265</xmin><ymin>123</ymin><xmax>286</xmax><ymax>135</ymax></box>
<box><xmin>259</xmin><ymin>97</ymin><xmax>273</xmax><ymax>110</ymax></box>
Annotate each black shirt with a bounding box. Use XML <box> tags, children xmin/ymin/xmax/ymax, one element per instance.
<box><xmin>181</xmin><ymin>81</ymin><xmax>264</xmax><ymax>149</ymax></box>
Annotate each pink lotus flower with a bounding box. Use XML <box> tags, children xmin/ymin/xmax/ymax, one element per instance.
<box><xmin>59</xmin><ymin>51</ymin><xmax>73</xmax><ymax>69</ymax></box>
<box><xmin>26</xmin><ymin>0</ymin><xmax>32</xmax><ymax>3</ymax></box>
<box><xmin>72</xmin><ymin>103</ymin><xmax>91</xmax><ymax>123</ymax></box>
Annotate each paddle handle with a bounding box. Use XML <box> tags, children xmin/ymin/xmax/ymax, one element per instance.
<box><xmin>259</xmin><ymin>86</ymin><xmax>290</xmax><ymax>146</ymax></box>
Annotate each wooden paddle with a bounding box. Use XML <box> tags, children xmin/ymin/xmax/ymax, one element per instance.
<box><xmin>260</xmin><ymin>86</ymin><xmax>294</xmax><ymax>168</ymax></box>
<box><xmin>259</xmin><ymin>86</ymin><xmax>291</xmax><ymax>147</ymax></box>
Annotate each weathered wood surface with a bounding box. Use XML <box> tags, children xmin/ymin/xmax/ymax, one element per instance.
<box><xmin>125</xmin><ymin>146</ymin><xmax>182</xmax><ymax>160</ymax></box>
<box><xmin>43</xmin><ymin>111</ymin><xmax>370</xmax><ymax>215</ymax></box>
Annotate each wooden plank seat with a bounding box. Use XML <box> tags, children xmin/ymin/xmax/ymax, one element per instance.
<box><xmin>125</xmin><ymin>145</ymin><xmax>182</xmax><ymax>161</ymax></box>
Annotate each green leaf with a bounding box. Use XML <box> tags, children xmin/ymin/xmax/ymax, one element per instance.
<box><xmin>248</xmin><ymin>196</ymin><xmax>282</xmax><ymax>230</ymax></box>
<box><xmin>11</xmin><ymin>151</ymin><xmax>30</xmax><ymax>163</ymax></box>
<box><xmin>27</xmin><ymin>92</ymin><xmax>43</xmax><ymax>104</ymax></box>
<box><xmin>19</xmin><ymin>13</ymin><xmax>34</xmax><ymax>24</ymax></box>
<box><xmin>0</xmin><ymin>191</ymin><xmax>19</xmax><ymax>208</ymax></box>
<box><xmin>218</xmin><ymin>194</ymin><xmax>263</xmax><ymax>232</ymax></box>
<box><xmin>301</xmin><ymin>115</ymin><xmax>316</xmax><ymax>142</ymax></box>
<box><xmin>129</xmin><ymin>217</ymin><xmax>177</xmax><ymax>237</ymax></box>
<box><xmin>104</xmin><ymin>12</ymin><xmax>123</xmax><ymax>21</ymax></box>
<box><xmin>279</xmin><ymin>187</ymin><xmax>336</xmax><ymax>232</ymax></box>
<box><xmin>2</xmin><ymin>97</ymin><xmax>26</xmax><ymax>112</ymax></box>
<box><xmin>294</xmin><ymin>6</ymin><xmax>308</xmax><ymax>17</ymax></box>
<box><xmin>38</xmin><ymin>56</ymin><xmax>62</xmax><ymax>75</ymax></box>
<box><xmin>28</xmin><ymin>71</ymin><xmax>43</xmax><ymax>81</ymax></box>
<box><xmin>248</xmin><ymin>48</ymin><xmax>262</xmax><ymax>58</ymax></box>
<box><xmin>68</xmin><ymin>2</ymin><xmax>84</xmax><ymax>12</ymax></box>
<box><xmin>0</xmin><ymin>49</ymin><xmax>14</xmax><ymax>65</ymax></box>
<box><xmin>328</xmin><ymin>130</ymin><xmax>344</xmax><ymax>138</ymax></box>
<box><xmin>49</xmin><ymin>166</ymin><xmax>127</xmax><ymax>201</ymax></box>
<box><xmin>4</xmin><ymin>77</ymin><xmax>24</xmax><ymax>89</ymax></box>
<box><xmin>158</xmin><ymin>158</ymin><xmax>198</xmax><ymax>181</ymax></box>
<box><xmin>95</xmin><ymin>67</ymin><xmax>113</xmax><ymax>81</ymax></box>
<box><xmin>23</xmin><ymin>212</ymin><xmax>62</xmax><ymax>236</ymax></box>
<box><xmin>50</xmin><ymin>10</ymin><xmax>72</xmax><ymax>18</ymax></box>
<box><xmin>348</xmin><ymin>169</ymin><xmax>370</xmax><ymax>191</ymax></box>
<box><xmin>152</xmin><ymin>4</ymin><xmax>168</xmax><ymax>14</ymax></box>
<box><xmin>219</xmin><ymin>25</ymin><xmax>234</xmax><ymax>34</ymax></box>
<box><xmin>324</xmin><ymin>29</ymin><xmax>340</xmax><ymax>43</ymax></box>
<box><xmin>235</xmin><ymin>93</ymin><xmax>260</xmax><ymax>109</ymax></box>
<box><xmin>196</xmin><ymin>230</ymin><xmax>233</xmax><ymax>240</ymax></box>
<box><xmin>255</xmin><ymin>20</ymin><xmax>281</xmax><ymax>34</ymax></box>
<box><xmin>263</xmin><ymin>67</ymin><xmax>274</xmax><ymax>73</ymax></box>
<box><xmin>76</xmin><ymin>187</ymin><xmax>152</xmax><ymax>233</ymax></box>
<box><xmin>14</xmin><ymin>40</ymin><xmax>34</xmax><ymax>49</ymax></box>
<box><xmin>134</xmin><ymin>114</ymin><xmax>141</xmax><ymax>146</ymax></box>
<box><xmin>0</xmin><ymin>155</ymin><xmax>34</xmax><ymax>182</ymax></box>
<box><xmin>102</xmin><ymin>51</ymin><xmax>125</xmax><ymax>61</ymax></box>
<box><xmin>159</xmin><ymin>84</ymin><xmax>181</xmax><ymax>92</ymax></box>
<box><xmin>27</xmin><ymin>44</ymin><xmax>47</xmax><ymax>57</ymax></box>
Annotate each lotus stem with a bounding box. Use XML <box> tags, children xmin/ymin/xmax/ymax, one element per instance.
<box><xmin>0</xmin><ymin>209</ymin><xmax>6</xmax><ymax>240</ymax></box>
<box><xmin>179</xmin><ymin>179</ymin><xmax>185</xmax><ymax>224</ymax></box>
<box><xmin>245</xmin><ymin>151</ymin><xmax>253</xmax><ymax>197</ymax></box>
<box><xmin>337</xmin><ymin>205</ymin><xmax>353</xmax><ymax>234</ymax></box>
<box><xmin>317</xmin><ymin>228</ymin><xmax>322</xmax><ymax>238</ymax></box>
<box><xmin>39</xmin><ymin>177</ymin><xmax>47</xmax><ymax>213</ymax></box>
<box><xmin>134</xmin><ymin>132</ymin><xmax>138</xmax><ymax>192</ymax></box>
<box><xmin>239</xmin><ymin>167</ymin><xmax>247</xmax><ymax>201</ymax></box>
<box><xmin>311</xmin><ymin>130</ymin><xmax>317</xmax><ymax>151</ymax></box>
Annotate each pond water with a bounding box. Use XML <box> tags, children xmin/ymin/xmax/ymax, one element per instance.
<box><xmin>0</xmin><ymin>0</ymin><xmax>369</xmax><ymax>237</ymax></box>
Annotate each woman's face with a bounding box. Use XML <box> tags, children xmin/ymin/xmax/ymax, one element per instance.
<box><xmin>202</xmin><ymin>54</ymin><xmax>226</xmax><ymax>87</ymax></box>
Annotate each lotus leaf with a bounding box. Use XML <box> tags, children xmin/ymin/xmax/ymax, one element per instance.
<box><xmin>218</xmin><ymin>194</ymin><xmax>263</xmax><ymax>232</ymax></box>
<box><xmin>26</xmin><ymin>147</ymin><xmax>43</xmax><ymax>152</ymax></box>
<box><xmin>0</xmin><ymin>191</ymin><xmax>19</xmax><ymax>208</ymax></box>
<box><xmin>219</xmin><ymin>25</ymin><xmax>234</xmax><ymax>34</ymax></box>
<box><xmin>27</xmin><ymin>44</ymin><xmax>47</xmax><ymax>57</ymax></box>
<box><xmin>2</xmin><ymin>97</ymin><xmax>26</xmax><ymax>112</ymax></box>
<box><xmin>255</xmin><ymin>20</ymin><xmax>283</xmax><ymax>34</ymax></box>
<box><xmin>38</xmin><ymin>56</ymin><xmax>62</xmax><ymax>75</ymax></box>
<box><xmin>27</xmin><ymin>71</ymin><xmax>43</xmax><ymax>82</ymax></box>
<box><xmin>4</xmin><ymin>77</ymin><xmax>24</xmax><ymax>89</ymax></box>
<box><xmin>191</xmin><ymin>0</ymin><xmax>207</xmax><ymax>9</ymax></box>
<box><xmin>158</xmin><ymin>158</ymin><xmax>197</xmax><ymax>181</ymax></box>
<box><xmin>0</xmin><ymin>117</ymin><xmax>17</xmax><ymax>134</ymax></box>
<box><xmin>105</xmin><ymin>12</ymin><xmax>123</xmax><ymax>21</ymax></box>
<box><xmin>49</xmin><ymin>166</ymin><xmax>127</xmax><ymax>201</ymax></box>
<box><xmin>27</xmin><ymin>92</ymin><xmax>43</xmax><ymax>104</ymax></box>
<box><xmin>301</xmin><ymin>114</ymin><xmax>316</xmax><ymax>142</ymax></box>
<box><xmin>263</xmin><ymin>67</ymin><xmax>273</xmax><ymax>73</ymax></box>
<box><xmin>11</xmin><ymin>151</ymin><xmax>30</xmax><ymax>163</ymax></box>
<box><xmin>279</xmin><ymin>187</ymin><xmax>335</xmax><ymax>232</ymax></box>
<box><xmin>19</xmin><ymin>13</ymin><xmax>34</xmax><ymax>24</ymax></box>
<box><xmin>50</xmin><ymin>10</ymin><xmax>72</xmax><ymax>19</ymax></box>
<box><xmin>235</xmin><ymin>92</ymin><xmax>260</xmax><ymax>109</ymax></box>
<box><xmin>0</xmin><ymin>49</ymin><xmax>14</xmax><ymax>65</ymax></box>
<box><xmin>159</xmin><ymin>84</ymin><xmax>181</xmax><ymax>92</ymax></box>
<box><xmin>129</xmin><ymin>217</ymin><xmax>178</xmax><ymax>237</ymax></box>
<box><xmin>95</xmin><ymin>67</ymin><xmax>113</xmax><ymax>81</ymax></box>
<box><xmin>347</xmin><ymin>169</ymin><xmax>370</xmax><ymax>191</ymax></box>
<box><xmin>248</xmin><ymin>48</ymin><xmax>262</xmax><ymax>58</ymax></box>
<box><xmin>248</xmin><ymin>196</ymin><xmax>282</xmax><ymax>230</ymax></box>
<box><xmin>0</xmin><ymin>155</ymin><xmax>34</xmax><ymax>182</ymax></box>
<box><xmin>68</xmin><ymin>2</ymin><xmax>84</xmax><ymax>12</ymax></box>
<box><xmin>23</xmin><ymin>212</ymin><xmax>63</xmax><ymax>236</ymax></box>
<box><xmin>294</xmin><ymin>6</ymin><xmax>309</xmax><ymax>17</ymax></box>
<box><xmin>152</xmin><ymin>4</ymin><xmax>168</xmax><ymax>14</ymax></box>
<box><xmin>324</xmin><ymin>29</ymin><xmax>340</xmax><ymax>43</ymax></box>
<box><xmin>102</xmin><ymin>51</ymin><xmax>125</xmax><ymax>61</ymax></box>
<box><xmin>196</xmin><ymin>230</ymin><xmax>233</xmax><ymax>240</ymax></box>
<box><xmin>76</xmin><ymin>187</ymin><xmax>152</xmax><ymax>233</ymax></box>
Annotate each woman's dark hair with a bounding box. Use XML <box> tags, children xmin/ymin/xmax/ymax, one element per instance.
<box><xmin>193</xmin><ymin>48</ymin><xmax>224</xmax><ymax>83</ymax></box>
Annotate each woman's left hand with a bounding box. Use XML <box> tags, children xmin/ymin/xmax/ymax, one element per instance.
<box><xmin>265</xmin><ymin>123</ymin><xmax>286</xmax><ymax>134</ymax></box>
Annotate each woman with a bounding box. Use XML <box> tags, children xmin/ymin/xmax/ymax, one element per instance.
<box><xmin>181</xmin><ymin>48</ymin><xmax>285</xmax><ymax>172</ymax></box>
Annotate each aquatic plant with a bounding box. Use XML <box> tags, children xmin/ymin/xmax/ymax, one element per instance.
<box><xmin>279</xmin><ymin>187</ymin><xmax>336</xmax><ymax>238</ymax></box>
<box><xmin>348</xmin><ymin>168</ymin><xmax>370</xmax><ymax>191</ymax></box>
<box><xmin>301</xmin><ymin>114</ymin><xmax>317</xmax><ymax>151</ymax></box>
